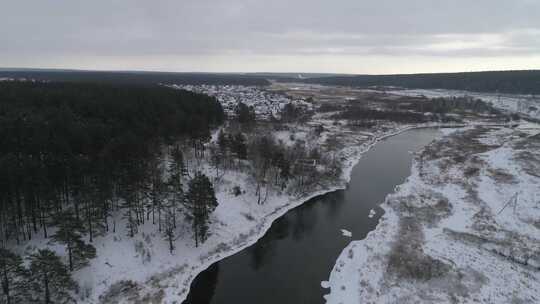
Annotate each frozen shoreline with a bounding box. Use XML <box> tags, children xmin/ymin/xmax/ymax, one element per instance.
<box><xmin>152</xmin><ymin>122</ymin><xmax>507</xmax><ymax>303</ymax></box>
<box><xmin>14</xmin><ymin>121</ymin><xmax>505</xmax><ymax>304</ymax></box>
<box><xmin>64</xmin><ymin>122</ymin><xmax>430</xmax><ymax>303</ymax></box>
<box><xmin>163</xmin><ymin>123</ymin><xmax>431</xmax><ymax>303</ymax></box>
<box><xmin>323</xmin><ymin>122</ymin><xmax>540</xmax><ymax>303</ymax></box>
<box><xmin>140</xmin><ymin>122</ymin><xmax>466</xmax><ymax>303</ymax></box>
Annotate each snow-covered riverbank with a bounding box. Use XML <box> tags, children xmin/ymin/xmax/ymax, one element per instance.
<box><xmin>95</xmin><ymin>122</ymin><xmax>435</xmax><ymax>303</ymax></box>
<box><xmin>14</xmin><ymin>117</ymin><xmax>442</xmax><ymax>303</ymax></box>
<box><xmin>323</xmin><ymin>122</ymin><xmax>540</xmax><ymax>303</ymax></box>
<box><xmin>79</xmin><ymin>121</ymin><xmax>511</xmax><ymax>303</ymax></box>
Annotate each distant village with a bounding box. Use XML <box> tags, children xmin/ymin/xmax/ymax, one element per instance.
<box><xmin>170</xmin><ymin>84</ymin><xmax>314</xmax><ymax>120</ymax></box>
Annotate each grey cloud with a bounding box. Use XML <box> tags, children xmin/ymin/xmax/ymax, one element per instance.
<box><xmin>1</xmin><ymin>0</ymin><xmax>539</xmax><ymax>71</ymax></box>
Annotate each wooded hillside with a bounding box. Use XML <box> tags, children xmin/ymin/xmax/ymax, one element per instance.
<box><xmin>292</xmin><ymin>70</ymin><xmax>540</xmax><ymax>95</ymax></box>
<box><xmin>0</xmin><ymin>81</ymin><xmax>224</xmax><ymax>246</ymax></box>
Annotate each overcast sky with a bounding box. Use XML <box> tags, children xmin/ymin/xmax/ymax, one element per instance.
<box><xmin>1</xmin><ymin>0</ymin><xmax>540</xmax><ymax>74</ymax></box>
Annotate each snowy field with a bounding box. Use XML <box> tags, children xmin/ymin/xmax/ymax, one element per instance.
<box><xmin>387</xmin><ymin>88</ymin><xmax>540</xmax><ymax>120</ymax></box>
<box><xmin>323</xmin><ymin>122</ymin><xmax>540</xmax><ymax>303</ymax></box>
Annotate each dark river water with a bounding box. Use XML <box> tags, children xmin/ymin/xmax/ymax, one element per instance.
<box><xmin>184</xmin><ymin>128</ymin><xmax>441</xmax><ymax>304</ymax></box>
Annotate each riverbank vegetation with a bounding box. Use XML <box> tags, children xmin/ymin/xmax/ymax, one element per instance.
<box><xmin>331</xmin><ymin>94</ymin><xmax>507</xmax><ymax>126</ymax></box>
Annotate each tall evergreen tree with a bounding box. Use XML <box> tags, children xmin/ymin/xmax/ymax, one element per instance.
<box><xmin>27</xmin><ymin>249</ymin><xmax>77</xmax><ymax>304</ymax></box>
<box><xmin>184</xmin><ymin>173</ymin><xmax>218</xmax><ymax>247</ymax></box>
<box><xmin>209</xmin><ymin>145</ymin><xmax>223</xmax><ymax>178</ymax></box>
<box><xmin>148</xmin><ymin>159</ymin><xmax>166</xmax><ymax>232</ymax></box>
<box><xmin>51</xmin><ymin>211</ymin><xmax>96</xmax><ymax>271</ymax></box>
<box><xmin>235</xmin><ymin>102</ymin><xmax>256</xmax><ymax>124</ymax></box>
<box><xmin>162</xmin><ymin>204</ymin><xmax>177</xmax><ymax>254</ymax></box>
<box><xmin>217</xmin><ymin>130</ymin><xmax>228</xmax><ymax>155</ymax></box>
<box><xmin>169</xmin><ymin>146</ymin><xmax>186</xmax><ymax>180</ymax></box>
<box><xmin>0</xmin><ymin>248</ymin><xmax>27</xmax><ymax>304</ymax></box>
<box><xmin>231</xmin><ymin>133</ymin><xmax>247</xmax><ymax>160</ymax></box>
<box><xmin>162</xmin><ymin>146</ymin><xmax>187</xmax><ymax>253</ymax></box>
<box><xmin>80</xmin><ymin>177</ymin><xmax>107</xmax><ymax>243</ymax></box>
<box><xmin>168</xmin><ymin>146</ymin><xmax>186</xmax><ymax>227</ymax></box>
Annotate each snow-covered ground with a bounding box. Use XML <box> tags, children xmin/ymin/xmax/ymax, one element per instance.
<box><xmin>323</xmin><ymin>122</ymin><xmax>540</xmax><ymax>303</ymax></box>
<box><xmin>15</xmin><ymin>84</ymin><xmax>450</xmax><ymax>303</ymax></box>
<box><xmin>89</xmin><ymin>122</ymin><xmax>442</xmax><ymax>303</ymax></box>
<box><xmin>13</xmin><ymin>82</ymin><xmax>522</xmax><ymax>303</ymax></box>
<box><xmin>387</xmin><ymin>88</ymin><xmax>540</xmax><ymax>120</ymax></box>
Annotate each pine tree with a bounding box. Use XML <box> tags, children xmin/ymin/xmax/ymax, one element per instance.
<box><xmin>251</xmin><ymin>136</ymin><xmax>275</xmax><ymax>204</ymax></box>
<box><xmin>272</xmin><ymin>151</ymin><xmax>290</xmax><ymax>189</ymax></box>
<box><xmin>235</xmin><ymin>102</ymin><xmax>256</xmax><ymax>124</ymax></box>
<box><xmin>118</xmin><ymin>170</ymin><xmax>139</xmax><ymax>238</ymax></box>
<box><xmin>168</xmin><ymin>145</ymin><xmax>186</xmax><ymax>226</ymax></box>
<box><xmin>169</xmin><ymin>146</ymin><xmax>186</xmax><ymax>179</ymax></box>
<box><xmin>0</xmin><ymin>248</ymin><xmax>27</xmax><ymax>304</ymax></box>
<box><xmin>27</xmin><ymin>249</ymin><xmax>77</xmax><ymax>304</ymax></box>
<box><xmin>231</xmin><ymin>133</ymin><xmax>247</xmax><ymax>160</ymax></box>
<box><xmin>184</xmin><ymin>173</ymin><xmax>218</xmax><ymax>247</ymax></box>
<box><xmin>209</xmin><ymin>145</ymin><xmax>223</xmax><ymax>178</ymax></box>
<box><xmin>82</xmin><ymin>177</ymin><xmax>107</xmax><ymax>243</ymax></box>
<box><xmin>148</xmin><ymin>159</ymin><xmax>166</xmax><ymax>232</ymax></box>
<box><xmin>160</xmin><ymin>147</ymin><xmax>189</xmax><ymax>253</ymax></box>
<box><xmin>52</xmin><ymin>211</ymin><xmax>96</xmax><ymax>271</ymax></box>
<box><xmin>120</xmin><ymin>187</ymin><xmax>138</xmax><ymax>238</ymax></box>
<box><xmin>162</xmin><ymin>204</ymin><xmax>177</xmax><ymax>254</ymax></box>
<box><xmin>217</xmin><ymin>130</ymin><xmax>228</xmax><ymax>155</ymax></box>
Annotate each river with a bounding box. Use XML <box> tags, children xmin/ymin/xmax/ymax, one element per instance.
<box><xmin>184</xmin><ymin>128</ymin><xmax>442</xmax><ymax>304</ymax></box>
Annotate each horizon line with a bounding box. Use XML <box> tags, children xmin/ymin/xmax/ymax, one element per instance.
<box><xmin>1</xmin><ymin>66</ymin><xmax>539</xmax><ymax>77</ymax></box>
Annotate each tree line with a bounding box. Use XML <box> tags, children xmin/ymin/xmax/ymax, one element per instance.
<box><xmin>296</xmin><ymin>70</ymin><xmax>540</xmax><ymax>95</ymax></box>
<box><xmin>333</xmin><ymin>95</ymin><xmax>504</xmax><ymax>124</ymax></box>
<box><xmin>0</xmin><ymin>70</ymin><xmax>270</xmax><ymax>86</ymax></box>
